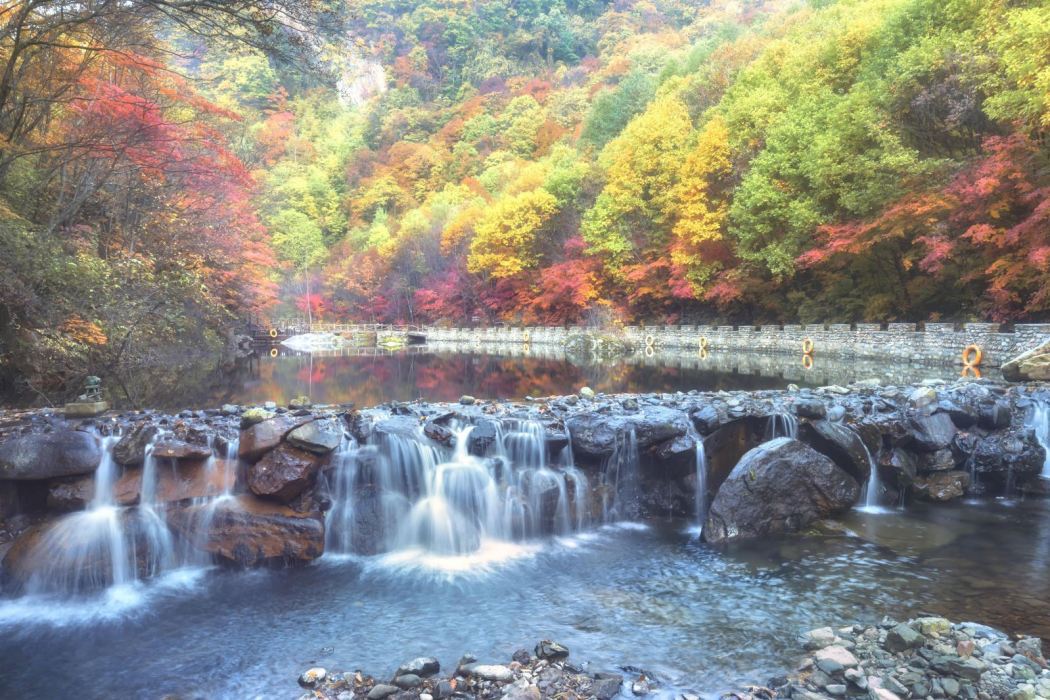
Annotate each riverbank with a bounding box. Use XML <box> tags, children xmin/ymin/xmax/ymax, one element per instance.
<box><xmin>297</xmin><ymin>616</ymin><xmax>1050</xmax><ymax>700</ymax></box>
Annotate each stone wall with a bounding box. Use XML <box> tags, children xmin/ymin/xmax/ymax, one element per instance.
<box><xmin>422</xmin><ymin>323</ymin><xmax>1050</xmax><ymax>368</ymax></box>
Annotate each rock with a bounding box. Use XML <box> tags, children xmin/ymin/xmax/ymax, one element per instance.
<box><xmin>368</xmin><ymin>685</ymin><xmax>400</xmax><ymax>700</ymax></box>
<box><xmin>690</xmin><ymin>405</ymin><xmax>721</xmax><ymax>434</ymax></box>
<box><xmin>535</xmin><ymin>640</ymin><xmax>569</xmax><ymax>661</ymax></box>
<box><xmin>459</xmin><ymin>395</ymin><xmax>476</xmax><ymax>405</ymax></box>
<box><xmin>804</xmin><ymin>627</ymin><xmax>838</xmax><ymax>650</ymax></box>
<box><xmin>240</xmin><ymin>407</ymin><xmax>274</xmax><ymax>428</ymax></box>
<box><xmin>290</xmin><ymin>396</ymin><xmax>312</xmax><ymax>409</ymax></box>
<box><xmin>794</xmin><ymin>399</ymin><xmax>827</xmax><ymax>419</ymax></box>
<box><xmin>239</xmin><ymin>414</ymin><xmax>313</xmax><ymax>462</ymax></box>
<box><xmin>815</xmin><ymin>646</ymin><xmax>858</xmax><ymax>668</ymax></box>
<box><xmin>704</xmin><ymin>438</ymin><xmax>859</xmax><ymax>544</ymax></box>
<box><xmin>299</xmin><ymin>668</ymin><xmax>327</xmax><ymax>689</ymax></box>
<box><xmin>152</xmin><ymin>438</ymin><xmax>213</xmax><ymax>461</ymax></box>
<box><xmin>473</xmin><ymin>665</ymin><xmax>514</xmax><ymax>682</ymax></box>
<box><xmin>591</xmin><ymin>674</ymin><xmax>622</xmax><ymax>700</ymax></box>
<box><xmin>221</xmin><ymin>404</ymin><xmax>240</xmax><ymax>416</ymax></box>
<box><xmin>933</xmin><ymin>656</ymin><xmax>986</xmax><ymax>681</ymax></box>
<box><xmin>907</xmin><ymin>412</ymin><xmax>957</xmax><ymax>452</ymax></box>
<box><xmin>47</xmin><ymin>473</ymin><xmax>138</xmax><ymax>510</ymax></box>
<box><xmin>885</xmin><ymin>624</ymin><xmax>925</xmax><ymax>652</ymax></box>
<box><xmin>978</xmin><ymin>401</ymin><xmax>1012</xmax><ymax>430</ymax></box>
<box><xmin>919</xmin><ymin>448</ymin><xmax>956</xmax><ymax>473</ymax></box>
<box><xmin>247</xmin><ymin>443</ymin><xmax>321</xmax><ymax>502</ymax></box>
<box><xmin>467</xmin><ymin>419</ymin><xmax>500</xmax><ymax>456</ymax></box>
<box><xmin>567</xmin><ymin>406</ymin><xmax>690</xmax><ymax>459</ymax></box>
<box><xmin>942</xmin><ymin>678</ymin><xmax>961</xmax><ymax>697</ymax></box>
<box><xmin>113</xmin><ymin>423</ymin><xmax>159</xmax><ymax>466</ymax></box>
<box><xmin>0</xmin><ymin>430</ymin><xmax>101</xmax><ymax>480</ymax></box>
<box><xmin>287</xmin><ymin>419</ymin><xmax>343</xmax><ymax>454</ymax></box>
<box><xmin>423</xmin><ymin>420</ymin><xmax>454</xmax><ymax>446</ymax></box>
<box><xmin>910</xmin><ymin>386</ymin><xmax>939</xmax><ymax>408</ymax></box>
<box><xmin>915</xmin><ymin>616</ymin><xmax>952</xmax><ymax>637</ymax></box>
<box><xmin>871</xmin><ymin>689</ymin><xmax>902</xmax><ymax>700</ymax></box>
<box><xmin>394</xmin><ymin>675</ymin><xmax>422</xmax><ymax>689</ymax></box>
<box><xmin>1002</xmin><ymin>340</ymin><xmax>1050</xmax><ymax>382</ymax></box>
<box><xmin>798</xmin><ymin>419</ymin><xmax>872</xmax><ymax>484</ymax></box>
<box><xmin>396</xmin><ymin>658</ymin><xmax>440</xmax><ymax>678</ymax></box>
<box><xmin>502</xmin><ymin>681</ymin><xmax>540</xmax><ymax>700</ymax></box>
<box><xmin>914</xmin><ymin>470</ymin><xmax>970</xmax><ymax>501</ymax></box>
<box><xmin>579</xmin><ymin>387</ymin><xmax>595</xmax><ymax>400</ymax></box>
<box><xmin>169</xmin><ymin>496</ymin><xmax>324</xmax><ymax>566</ymax></box>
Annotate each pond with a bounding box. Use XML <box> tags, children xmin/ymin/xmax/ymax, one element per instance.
<box><xmin>0</xmin><ymin>499</ymin><xmax>1047</xmax><ymax>699</ymax></box>
<box><xmin>94</xmin><ymin>342</ymin><xmax>987</xmax><ymax>411</ymax></box>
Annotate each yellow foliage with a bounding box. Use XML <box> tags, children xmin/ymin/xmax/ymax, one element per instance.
<box><xmin>467</xmin><ymin>190</ymin><xmax>559</xmax><ymax>278</ymax></box>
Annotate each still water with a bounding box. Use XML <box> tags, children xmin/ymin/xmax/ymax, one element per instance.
<box><xmin>0</xmin><ymin>500</ymin><xmax>1047</xmax><ymax>699</ymax></box>
<box><xmin>111</xmin><ymin>343</ymin><xmax>981</xmax><ymax>411</ymax></box>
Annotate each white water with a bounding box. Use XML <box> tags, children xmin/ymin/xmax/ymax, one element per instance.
<box><xmin>766</xmin><ymin>412</ymin><xmax>798</xmax><ymax>440</ymax></box>
<box><xmin>324</xmin><ymin>416</ymin><xmax>602</xmax><ymax>565</ymax></box>
<box><xmin>1032</xmin><ymin>401</ymin><xmax>1050</xmax><ymax>479</ymax></box>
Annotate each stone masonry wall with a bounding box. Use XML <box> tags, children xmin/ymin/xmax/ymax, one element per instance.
<box><xmin>421</xmin><ymin>323</ymin><xmax>1050</xmax><ymax>368</ymax></box>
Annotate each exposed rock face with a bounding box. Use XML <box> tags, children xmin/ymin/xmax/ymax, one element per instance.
<box><xmin>1002</xmin><ymin>339</ymin><xmax>1050</xmax><ymax>382</ymax></box>
<box><xmin>113</xmin><ymin>423</ymin><xmax>159</xmax><ymax>466</ymax></box>
<box><xmin>169</xmin><ymin>496</ymin><xmax>324</xmax><ymax>567</ymax></box>
<box><xmin>704</xmin><ymin>438</ymin><xmax>859</xmax><ymax>544</ymax></box>
<box><xmin>247</xmin><ymin>444</ymin><xmax>322</xmax><ymax>502</ymax></box>
<box><xmin>914</xmin><ymin>470</ymin><xmax>971</xmax><ymax>502</ymax></box>
<box><xmin>0</xmin><ymin>430</ymin><xmax>101</xmax><ymax>480</ymax></box>
<box><xmin>238</xmin><ymin>414</ymin><xmax>313</xmax><ymax>462</ymax></box>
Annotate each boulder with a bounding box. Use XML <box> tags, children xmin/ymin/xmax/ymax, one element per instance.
<box><xmin>906</xmin><ymin>412</ymin><xmax>957</xmax><ymax>452</ymax></box>
<box><xmin>238</xmin><ymin>414</ymin><xmax>313</xmax><ymax>462</ymax></box>
<box><xmin>113</xmin><ymin>423</ymin><xmax>159</xmax><ymax>466</ymax></box>
<box><xmin>168</xmin><ymin>495</ymin><xmax>324</xmax><ymax>566</ymax></box>
<box><xmin>287</xmin><ymin>419</ymin><xmax>343</xmax><ymax>454</ymax></box>
<box><xmin>0</xmin><ymin>430</ymin><xmax>101</xmax><ymax>480</ymax></box>
<box><xmin>47</xmin><ymin>473</ymin><xmax>139</xmax><ymax>510</ymax></box>
<box><xmin>116</xmin><ymin>459</ymin><xmax>235</xmax><ymax>505</ymax></box>
<box><xmin>247</xmin><ymin>443</ymin><xmax>321</xmax><ymax>502</ymax></box>
<box><xmin>798</xmin><ymin>420</ymin><xmax>872</xmax><ymax>484</ymax></box>
<box><xmin>704</xmin><ymin>438</ymin><xmax>859</xmax><ymax>544</ymax></box>
<box><xmin>396</xmin><ymin>657</ymin><xmax>440</xmax><ymax>678</ymax></box>
<box><xmin>467</xmin><ymin>419</ymin><xmax>499</xmax><ymax>456</ymax></box>
<box><xmin>1002</xmin><ymin>340</ymin><xmax>1050</xmax><ymax>382</ymax></box>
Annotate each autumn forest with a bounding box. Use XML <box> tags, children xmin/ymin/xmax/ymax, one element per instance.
<box><xmin>1</xmin><ymin>0</ymin><xmax>1048</xmax><ymax>390</ymax></box>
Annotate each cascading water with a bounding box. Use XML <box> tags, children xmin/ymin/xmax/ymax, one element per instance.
<box><xmin>322</xmin><ymin>414</ymin><xmax>600</xmax><ymax>562</ymax></box>
<box><xmin>766</xmin><ymin>412</ymin><xmax>798</xmax><ymax>440</ymax></box>
<box><xmin>602</xmin><ymin>429</ymin><xmax>640</xmax><ymax>522</ymax></box>
<box><xmin>1031</xmin><ymin>401</ymin><xmax>1050</xmax><ymax>479</ymax></box>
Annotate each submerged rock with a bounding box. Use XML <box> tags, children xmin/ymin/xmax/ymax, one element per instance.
<box><xmin>0</xmin><ymin>430</ymin><xmax>101</xmax><ymax>480</ymax></box>
<box><xmin>704</xmin><ymin>438</ymin><xmax>859</xmax><ymax>544</ymax></box>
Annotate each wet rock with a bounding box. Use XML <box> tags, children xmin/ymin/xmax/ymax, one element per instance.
<box><xmin>914</xmin><ymin>470</ymin><xmax>970</xmax><ymax>502</ymax></box>
<box><xmin>152</xmin><ymin>438</ymin><xmax>213</xmax><ymax>461</ymax></box>
<box><xmin>978</xmin><ymin>401</ymin><xmax>1012</xmax><ymax>430</ymax></box>
<box><xmin>535</xmin><ymin>640</ymin><xmax>569</xmax><ymax>661</ymax></box>
<box><xmin>909</xmin><ymin>386</ymin><xmax>939</xmax><ymax>407</ymax></box>
<box><xmin>247</xmin><ymin>443</ymin><xmax>322</xmax><ymax>503</ymax></box>
<box><xmin>287</xmin><ymin>419</ymin><xmax>343</xmax><ymax>454</ymax></box>
<box><xmin>704</xmin><ymin>438</ymin><xmax>859</xmax><ymax>544</ymax></box>
<box><xmin>373</xmin><ymin>415</ymin><xmax>424</xmax><ymax>442</ymax></box>
<box><xmin>467</xmin><ymin>420</ymin><xmax>499</xmax><ymax>456</ymax></box>
<box><xmin>396</xmin><ymin>658</ymin><xmax>440</xmax><ymax>678</ymax></box>
<box><xmin>47</xmin><ymin>473</ymin><xmax>138</xmax><ymax>510</ymax></box>
<box><xmin>239</xmin><ymin>414</ymin><xmax>314</xmax><ymax>462</ymax></box>
<box><xmin>579</xmin><ymin>387</ymin><xmax>595</xmax><ymax>400</ymax></box>
<box><xmin>919</xmin><ymin>448</ymin><xmax>957</xmax><ymax>473</ymax></box>
<box><xmin>591</xmin><ymin>673</ymin><xmax>622</xmax><ymax>700</ymax></box>
<box><xmin>502</xmin><ymin>680</ymin><xmax>540</xmax><ymax>700</ymax></box>
<box><xmin>169</xmin><ymin>496</ymin><xmax>323</xmax><ymax>566</ymax></box>
<box><xmin>567</xmin><ymin>406</ymin><xmax>690</xmax><ymax>459</ymax></box>
<box><xmin>794</xmin><ymin>399</ymin><xmax>827</xmax><ymax>419</ymax></box>
<box><xmin>423</xmin><ymin>420</ymin><xmax>454</xmax><ymax>446</ymax></box>
<box><xmin>394</xmin><ymin>674</ymin><xmax>422</xmax><ymax>689</ymax></box>
<box><xmin>0</xmin><ymin>430</ymin><xmax>101</xmax><ymax>480</ymax></box>
<box><xmin>459</xmin><ymin>395</ymin><xmax>476</xmax><ymax>406</ymax></box>
<box><xmin>798</xmin><ymin>419</ymin><xmax>872</xmax><ymax>484</ymax></box>
<box><xmin>690</xmin><ymin>405</ymin><xmax>721</xmax><ymax>434</ymax></box>
<box><xmin>240</xmin><ymin>407</ymin><xmax>274</xmax><ymax>428</ymax></box>
<box><xmin>815</xmin><ymin>646</ymin><xmax>858</xmax><ymax>668</ymax></box>
<box><xmin>906</xmin><ymin>412</ymin><xmax>957</xmax><ymax>452</ymax></box>
<box><xmin>113</xmin><ymin>423</ymin><xmax>159</xmax><ymax>466</ymax></box>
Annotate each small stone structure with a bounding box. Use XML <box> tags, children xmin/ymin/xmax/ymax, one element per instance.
<box><xmin>423</xmin><ymin>323</ymin><xmax>1050</xmax><ymax>368</ymax></box>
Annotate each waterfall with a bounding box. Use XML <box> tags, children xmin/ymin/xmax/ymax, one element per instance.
<box><xmin>1032</xmin><ymin>401</ymin><xmax>1050</xmax><ymax>479</ymax></box>
<box><xmin>695</xmin><ymin>438</ymin><xmax>708</xmax><ymax>531</ymax></box>
<box><xmin>766</xmin><ymin>412</ymin><xmax>798</xmax><ymax>440</ymax></box>
<box><xmin>602</xmin><ymin>429</ymin><xmax>639</xmax><ymax>522</ymax></box>
<box><xmin>322</xmin><ymin>415</ymin><xmax>600</xmax><ymax>559</ymax></box>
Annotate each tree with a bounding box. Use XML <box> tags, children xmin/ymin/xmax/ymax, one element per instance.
<box><xmin>270</xmin><ymin>210</ymin><xmax>326</xmax><ymax>322</ymax></box>
<box><xmin>467</xmin><ymin>189</ymin><xmax>559</xmax><ymax>278</ymax></box>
